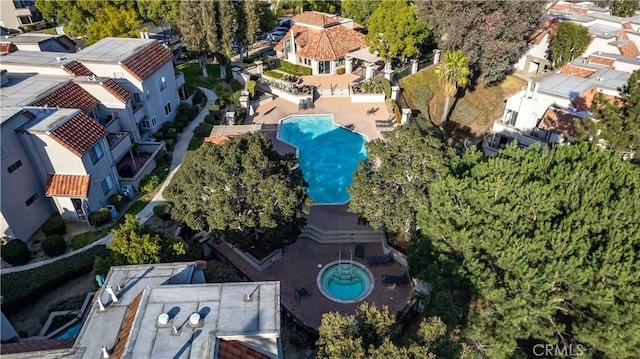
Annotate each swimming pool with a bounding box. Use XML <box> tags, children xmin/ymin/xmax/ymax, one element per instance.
<box><xmin>317</xmin><ymin>260</ymin><xmax>374</xmax><ymax>303</ymax></box>
<box><xmin>277</xmin><ymin>115</ymin><xmax>367</xmax><ymax>204</ymax></box>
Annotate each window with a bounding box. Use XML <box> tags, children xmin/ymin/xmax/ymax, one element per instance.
<box><xmin>504</xmin><ymin>110</ymin><xmax>518</xmax><ymax>126</ymax></box>
<box><xmin>18</xmin><ymin>16</ymin><xmax>32</xmax><ymax>25</ymax></box>
<box><xmin>88</xmin><ymin>142</ymin><xmax>104</xmax><ymax>165</ymax></box>
<box><xmin>7</xmin><ymin>160</ymin><xmax>22</xmax><ymax>173</ymax></box>
<box><xmin>164</xmin><ymin>103</ymin><xmax>171</xmax><ymax>115</ymax></box>
<box><xmin>100</xmin><ymin>175</ymin><xmax>114</xmax><ymax>195</ymax></box>
<box><xmin>142</xmin><ymin>117</ymin><xmax>157</xmax><ymax>129</ymax></box>
<box><xmin>160</xmin><ymin>76</ymin><xmax>167</xmax><ymax>91</ymax></box>
<box><xmin>133</xmin><ymin>93</ymin><xmax>144</xmax><ymax>103</ymax></box>
<box><xmin>319</xmin><ymin>60</ymin><xmax>331</xmax><ymax>74</ymax></box>
<box><xmin>25</xmin><ymin>193</ymin><xmax>38</xmax><ymax>207</ymax></box>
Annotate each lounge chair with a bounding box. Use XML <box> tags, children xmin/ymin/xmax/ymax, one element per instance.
<box><xmin>294</xmin><ymin>287</ymin><xmax>310</xmax><ymax>302</ymax></box>
<box><xmin>355</xmin><ymin>244</ymin><xmax>364</xmax><ymax>258</ymax></box>
<box><xmin>381</xmin><ymin>271</ymin><xmax>410</xmax><ymax>287</ymax></box>
<box><xmin>367</xmin><ymin>253</ymin><xmax>393</xmax><ymax>266</ymax></box>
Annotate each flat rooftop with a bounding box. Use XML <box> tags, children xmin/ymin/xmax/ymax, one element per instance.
<box><xmin>16</xmin><ymin>107</ymin><xmax>80</xmax><ymax>133</ymax></box>
<box><xmin>587</xmin><ymin>23</ymin><xmax>621</xmax><ymax>38</ymax></box>
<box><xmin>538</xmin><ymin>74</ymin><xmax>594</xmax><ymax>98</ymax></box>
<box><xmin>591</xmin><ymin>51</ymin><xmax>640</xmax><ymax>65</ymax></box>
<box><xmin>124</xmin><ymin>282</ymin><xmax>280</xmax><ymax>359</ymax></box>
<box><xmin>0</xmin><ymin>72</ymin><xmax>69</xmax><ymax>109</ymax></box>
<box><xmin>558</xmin><ymin>13</ymin><xmax>595</xmax><ymax>23</ymax></box>
<box><xmin>589</xmin><ymin>68</ymin><xmax>631</xmax><ymax>90</ymax></box>
<box><xmin>8</xmin><ymin>33</ymin><xmax>63</xmax><ymax>44</ymax></box>
<box><xmin>0</xmin><ymin>50</ymin><xmax>74</xmax><ymax>66</ymax></box>
<box><xmin>72</xmin><ymin>37</ymin><xmax>157</xmax><ymax>63</ymax></box>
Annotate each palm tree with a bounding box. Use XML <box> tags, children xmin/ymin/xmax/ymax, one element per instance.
<box><xmin>434</xmin><ymin>50</ymin><xmax>470</xmax><ymax>124</ymax></box>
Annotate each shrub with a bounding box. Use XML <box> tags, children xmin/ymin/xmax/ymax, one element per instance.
<box><xmin>391</xmin><ymin>99</ymin><xmax>401</xmax><ymax>124</ymax></box>
<box><xmin>279</xmin><ymin>60</ymin><xmax>312</xmax><ymax>76</ymax></box>
<box><xmin>140</xmin><ymin>174</ymin><xmax>161</xmax><ymax>195</ymax></box>
<box><xmin>194</xmin><ymin>123</ymin><xmax>213</xmax><ymax>137</ymax></box>
<box><xmin>42</xmin><ymin>216</ymin><xmax>66</xmax><ymax>236</ymax></box>
<box><xmin>1</xmin><ymin>245</ymin><xmax>108</xmax><ymax>310</ymax></box>
<box><xmin>336</xmin><ymin>67</ymin><xmax>345</xmax><ymax>75</ymax></box>
<box><xmin>108</xmin><ymin>194</ymin><xmax>125</xmax><ymax>210</ymax></box>
<box><xmin>174</xmin><ymin>122</ymin><xmax>185</xmax><ymax>132</ymax></box>
<box><xmin>204</xmin><ymin>114</ymin><xmax>221</xmax><ymax>125</ymax></box>
<box><xmin>230</xmin><ymin>79</ymin><xmax>244</xmax><ymax>92</ymax></box>
<box><xmin>247</xmin><ymin>80</ymin><xmax>257</xmax><ymax>98</ymax></box>
<box><xmin>264</xmin><ymin>70</ymin><xmax>283</xmax><ymax>79</ymax></box>
<box><xmin>153</xmin><ymin>132</ymin><xmax>164</xmax><ymax>141</ymax></box>
<box><xmin>162</xmin><ymin>121</ymin><xmax>172</xmax><ymax>131</ymax></box>
<box><xmin>380</xmin><ymin>77</ymin><xmax>392</xmax><ymax>99</ymax></box>
<box><xmin>41</xmin><ymin>235</ymin><xmax>66</xmax><ymax>257</ymax></box>
<box><xmin>89</xmin><ymin>208</ymin><xmax>111</xmax><ymax>226</ymax></box>
<box><xmin>153</xmin><ymin>203</ymin><xmax>172</xmax><ymax>220</ymax></box>
<box><xmin>1</xmin><ymin>240</ymin><xmax>30</xmax><ymax>265</ymax></box>
<box><xmin>164</xmin><ymin>131</ymin><xmax>178</xmax><ymax>141</ymax></box>
<box><xmin>193</xmin><ymin>88</ymin><xmax>205</xmax><ymax>106</ymax></box>
<box><xmin>209</xmin><ymin>104</ymin><xmax>220</xmax><ymax>112</ymax></box>
<box><xmin>164</xmin><ymin>139</ymin><xmax>175</xmax><ymax>149</ymax></box>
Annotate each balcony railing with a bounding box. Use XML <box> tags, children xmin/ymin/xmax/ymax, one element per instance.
<box><xmin>175</xmin><ymin>71</ymin><xmax>185</xmax><ymax>88</ymax></box>
<box><xmin>133</xmin><ymin>104</ymin><xmax>146</xmax><ymax>123</ymax></box>
<box><xmin>107</xmin><ymin>132</ymin><xmax>132</xmax><ymax>162</ymax></box>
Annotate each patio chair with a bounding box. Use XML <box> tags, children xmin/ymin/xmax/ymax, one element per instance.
<box><xmin>381</xmin><ymin>271</ymin><xmax>410</xmax><ymax>287</ymax></box>
<box><xmin>294</xmin><ymin>287</ymin><xmax>310</xmax><ymax>302</ymax></box>
<box><xmin>367</xmin><ymin>253</ymin><xmax>393</xmax><ymax>266</ymax></box>
<box><xmin>354</xmin><ymin>244</ymin><xmax>364</xmax><ymax>258</ymax></box>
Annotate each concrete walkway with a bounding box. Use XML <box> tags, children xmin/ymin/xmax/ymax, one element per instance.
<box><xmin>2</xmin><ymin>88</ymin><xmax>217</xmax><ymax>274</ymax></box>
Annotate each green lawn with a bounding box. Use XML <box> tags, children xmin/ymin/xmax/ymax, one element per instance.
<box><xmin>34</xmin><ymin>27</ymin><xmax>58</xmax><ymax>35</ymax></box>
<box><xmin>399</xmin><ymin>65</ymin><xmax>526</xmax><ymax>136</ymax></box>
<box><xmin>176</xmin><ymin>62</ymin><xmax>225</xmax><ymax>90</ymax></box>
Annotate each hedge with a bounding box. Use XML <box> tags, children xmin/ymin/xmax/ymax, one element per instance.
<box><xmin>247</xmin><ymin>80</ymin><xmax>256</xmax><ymax>98</ymax></box>
<box><xmin>174</xmin><ymin>122</ymin><xmax>185</xmax><ymax>132</ymax></box>
<box><xmin>153</xmin><ymin>203</ymin><xmax>172</xmax><ymax>220</ymax></box>
<box><xmin>0</xmin><ymin>245</ymin><xmax>108</xmax><ymax>310</ymax></box>
<box><xmin>279</xmin><ymin>60</ymin><xmax>312</xmax><ymax>76</ymax></box>
<box><xmin>230</xmin><ymin>79</ymin><xmax>244</xmax><ymax>92</ymax></box>
<box><xmin>42</xmin><ymin>216</ymin><xmax>66</xmax><ymax>236</ymax></box>
<box><xmin>164</xmin><ymin>131</ymin><xmax>178</xmax><ymax>141</ymax></box>
<box><xmin>41</xmin><ymin>235</ymin><xmax>66</xmax><ymax>257</ymax></box>
<box><xmin>89</xmin><ymin>208</ymin><xmax>111</xmax><ymax>226</ymax></box>
<box><xmin>1</xmin><ymin>240</ymin><xmax>30</xmax><ymax>265</ymax></box>
<box><xmin>264</xmin><ymin>70</ymin><xmax>283</xmax><ymax>79</ymax></box>
<box><xmin>194</xmin><ymin>123</ymin><xmax>213</xmax><ymax>137</ymax></box>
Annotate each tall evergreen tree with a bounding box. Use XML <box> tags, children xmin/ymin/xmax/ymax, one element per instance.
<box><xmin>179</xmin><ymin>0</ymin><xmax>211</xmax><ymax>77</ymax></box>
<box><xmin>349</xmin><ymin>127</ymin><xmax>452</xmax><ymax>244</ymax></box>
<box><xmin>216</xmin><ymin>0</ymin><xmax>238</xmax><ymax>79</ymax></box>
<box><xmin>611</xmin><ymin>0</ymin><xmax>639</xmax><ymax>16</ymax></box>
<box><xmin>549</xmin><ymin>22</ymin><xmax>591</xmax><ymax>68</ymax></box>
<box><xmin>341</xmin><ymin>0</ymin><xmax>381</xmax><ymax>25</ymax></box>
<box><xmin>418</xmin><ymin>1</ymin><xmax>545</xmax><ymax>84</ymax></box>
<box><xmin>413</xmin><ymin>143</ymin><xmax>640</xmax><ymax>358</ymax></box>
<box><xmin>165</xmin><ymin>132</ymin><xmax>311</xmax><ymax>252</ymax></box>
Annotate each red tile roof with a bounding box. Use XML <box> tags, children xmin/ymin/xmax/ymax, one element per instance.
<box><xmin>217</xmin><ymin>339</ymin><xmax>270</xmax><ymax>359</ymax></box>
<box><xmin>110</xmin><ymin>292</ymin><xmax>143</xmax><ymax>359</ymax></box>
<box><xmin>551</xmin><ymin>4</ymin><xmax>588</xmax><ymax>14</ymax></box>
<box><xmin>558</xmin><ymin>64</ymin><xmax>596</xmax><ymax>78</ymax></box>
<box><xmin>529</xmin><ymin>30</ymin><xmax>548</xmax><ymax>45</ymax></box>
<box><xmin>275</xmin><ymin>24</ymin><xmax>365</xmax><ymax>61</ymax></box>
<box><xmin>121</xmin><ymin>41</ymin><xmax>174</xmax><ymax>81</ymax></box>
<box><xmin>62</xmin><ymin>60</ymin><xmax>94</xmax><ymax>77</ymax></box>
<box><xmin>587</xmin><ymin>54</ymin><xmax>615</xmax><ymax>68</ymax></box>
<box><xmin>0</xmin><ymin>42</ymin><xmax>15</xmax><ymax>55</ymax></box>
<box><xmin>49</xmin><ymin>112</ymin><xmax>108</xmax><ymax>156</ymax></box>
<box><xmin>622</xmin><ymin>22</ymin><xmax>633</xmax><ymax>30</ymax></box>
<box><xmin>618</xmin><ymin>42</ymin><xmax>640</xmax><ymax>57</ymax></box>
<box><xmin>617</xmin><ymin>31</ymin><xmax>629</xmax><ymax>41</ymax></box>
<box><xmin>45</xmin><ymin>174</ymin><xmax>90</xmax><ymax>197</ymax></box>
<box><xmin>31</xmin><ymin>81</ymin><xmax>99</xmax><ymax>112</ymax></box>
<box><xmin>101</xmin><ymin>79</ymin><xmax>132</xmax><ymax>103</ymax></box>
<box><xmin>0</xmin><ymin>338</ymin><xmax>75</xmax><ymax>354</ymax></box>
<box><xmin>293</xmin><ymin>11</ymin><xmax>340</xmax><ymax>28</ymax></box>
<box><xmin>538</xmin><ymin>107</ymin><xmax>583</xmax><ymax>137</ymax></box>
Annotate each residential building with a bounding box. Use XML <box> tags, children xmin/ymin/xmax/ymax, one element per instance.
<box><xmin>274</xmin><ymin>11</ymin><xmax>367</xmax><ymax>75</ymax></box>
<box><xmin>0</xmin><ymin>33</ymin><xmax>77</xmax><ymax>53</ymax></box>
<box><xmin>0</xmin><ymin>0</ymin><xmax>43</xmax><ymax>32</ymax></box>
<box><xmin>0</xmin><ymin>263</ymin><xmax>283</xmax><ymax>359</ymax></box>
<box><xmin>483</xmin><ymin>65</ymin><xmax>630</xmax><ymax>156</ymax></box>
<box><xmin>0</xmin><ymin>37</ymin><xmax>184</xmax><ymax>240</ymax></box>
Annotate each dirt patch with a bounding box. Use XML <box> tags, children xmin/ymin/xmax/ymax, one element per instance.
<box><xmin>5</xmin><ymin>274</ymin><xmax>95</xmax><ymax>337</ymax></box>
<box><xmin>144</xmin><ymin>215</ymin><xmax>182</xmax><ymax>238</ymax></box>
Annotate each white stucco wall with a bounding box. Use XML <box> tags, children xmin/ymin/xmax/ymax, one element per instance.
<box><xmin>0</xmin><ymin>63</ymin><xmax>70</xmax><ymax>76</ymax></box>
<box><xmin>584</xmin><ymin>38</ymin><xmax>619</xmax><ymax>57</ymax></box>
<box><xmin>503</xmin><ymin>89</ymin><xmax>570</xmax><ymax>131</ymax></box>
<box><xmin>515</xmin><ymin>35</ymin><xmax>550</xmax><ymax>72</ymax></box>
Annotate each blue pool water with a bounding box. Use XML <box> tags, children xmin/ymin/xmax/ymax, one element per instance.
<box><xmin>277</xmin><ymin>115</ymin><xmax>367</xmax><ymax>204</ymax></box>
<box><xmin>317</xmin><ymin>261</ymin><xmax>373</xmax><ymax>303</ymax></box>
<box><xmin>57</xmin><ymin>323</ymin><xmax>81</xmax><ymax>339</ymax></box>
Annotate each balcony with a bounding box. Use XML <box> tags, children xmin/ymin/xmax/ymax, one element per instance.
<box><xmin>103</xmin><ymin>113</ymin><xmax>121</xmax><ymax>132</ymax></box>
<box><xmin>117</xmin><ymin>143</ymin><xmax>164</xmax><ymax>190</ymax></box>
<box><xmin>175</xmin><ymin>71</ymin><xmax>185</xmax><ymax>88</ymax></box>
<box><xmin>133</xmin><ymin>104</ymin><xmax>146</xmax><ymax>123</ymax></box>
<box><xmin>107</xmin><ymin>132</ymin><xmax>132</xmax><ymax>162</ymax></box>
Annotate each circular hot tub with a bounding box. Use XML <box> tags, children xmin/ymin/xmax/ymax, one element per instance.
<box><xmin>317</xmin><ymin>260</ymin><xmax>374</xmax><ymax>303</ymax></box>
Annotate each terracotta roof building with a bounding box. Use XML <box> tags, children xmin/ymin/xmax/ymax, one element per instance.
<box><xmin>62</xmin><ymin>60</ymin><xmax>94</xmax><ymax>77</ymax></box>
<box><xmin>45</xmin><ymin>174</ymin><xmax>91</xmax><ymax>197</ymax></box>
<box><xmin>49</xmin><ymin>112</ymin><xmax>108</xmax><ymax>156</ymax></box>
<box><xmin>274</xmin><ymin>11</ymin><xmax>367</xmax><ymax>75</ymax></box>
<box><xmin>31</xmin><ymin>81</ymin><xmax>99</xmax><ymax>112</ymax></box>
<box><xmin>120</xmin><ymin>41</ymin><xmax>174</xmax><ymax>81</ymax></box>
<box><xmin>538</xmin><ymin>106</ymin><xmax>584</xmax><ymax>137</ymax></box>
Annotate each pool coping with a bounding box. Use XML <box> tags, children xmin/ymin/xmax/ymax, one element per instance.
<box><xmin>276</xmin><ymin>114</ymin><xmax>369</xmax><ymax>206</ymax></box>
<box><xmin>316</xmin><ymin>260</ymin><xmax>375</xmax><ymax>304</ymax></box>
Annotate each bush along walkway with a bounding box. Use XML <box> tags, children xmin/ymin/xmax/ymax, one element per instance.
<box><xmin>1</xmin><ymin>88</ymin><xmax>217</xmax><ymax>275</ymax></box>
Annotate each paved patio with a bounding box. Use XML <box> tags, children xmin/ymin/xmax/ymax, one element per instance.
<box><xmin>212</xmin><ymin>237</ymin><xmax>413</xmax><ymax>329</ymax></box>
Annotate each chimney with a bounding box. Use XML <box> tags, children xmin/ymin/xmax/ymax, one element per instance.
<box><xmin>532</xmin><ymin>82</ymin><xmax>540</xmax><ymax>99</ymax></box>
<box><xmin>525</xmin><ymin>80</ymin><xmax>533</xmax><ymax>98</ymax></box>
<box><xmin>101</xmin><ymin>346</ymin><xmax>110</xmax><ymax>358</ymax></box>
<box><xmin>105</xmin><ymin>286</ymin><xmax>118</xmax><ymax>303</ymax></box>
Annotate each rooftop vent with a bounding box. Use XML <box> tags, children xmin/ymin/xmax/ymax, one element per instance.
<box><xmin>105</xmin><ymin>286</ymin><xmax>118</xmax><ymax>303</ymax></box>
<box><xmin>101</xmin><ymin>346</ymin><xmax>110</xmax><ymax>358</ymax></box>
<box><xmin>157</xmin><ymin>313</ymin><xmax>170</xmax><ymax>326</ymax></box>
<box><xmin>188</xmin><ymin>312</ymin><xmax>202</xmax><ymax>328</ymax></box>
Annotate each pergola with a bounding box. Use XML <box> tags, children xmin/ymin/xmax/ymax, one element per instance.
<box><xmin>345</xmin><ymin>47</ymin><xmax>385</xmax><ymax>80</ymax></box>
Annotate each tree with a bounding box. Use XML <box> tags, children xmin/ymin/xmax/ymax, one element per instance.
<box><xmin>349</xmin><ymin>127</ymin><xmax>452</xmax><ymax>244</ymax></box>
<box><xmin>136</xmin><ymin>0</ymin><xmax>181</xmax><ymax>43</ymax></box>
<box><xmin>164</xmin><ymin>132</ymin><xmax>312</xmax><ymax>253</ymax></box>
<box><xmin>549</xmin><ymin>22</ymin><xmax>591</xmax><ymax>68</ymax></box>
<box><xmin>434</xmin><ymin>50</ymin><xmax>470</xmax><ymax>124</ymax></box>
<box><xmin>414</xmin><ymin>143</ymin><xmax>640</xmax><ymax>358</ymax></box>
<box><xmin>216</xmin><ymin>0</ymin><xmax>238</xmax><ymax>79</ymax></box>
<box><xmin>341</xmin><ymin>0</ymin><xmax>381</xmax><ymax>25</ymax></box>
<box><xmin>365</xmin><ymin>0</ymin><xmax>429</xmax><ymax>69</ymax></box>
<box><xmin>580</xmin><ymin>69</ymin><xmax>640</xmax><ymax>158</ymax></box>
<box><xmin>179</xmin><ymin>0</ymin><xmax>210</xmax><ymax>77</ymax></box>
<box><xmin>419</xmin><ymin>1</ymin><xmax>545</xmax><ymax>85</ymax></box>
<box><xmin>35</xmin><ymin>0</ymin><xmax>143</xmax><ymax>44</ymax></box>
<box><xmin>237</xmin><ymin>0</ymin><xmax>262</xmax><ymax>59</ymax></box>
<box><xmin>317</xmin><ymin>303</ymin><xmax>454</xmax><ymax>358</ymax></box>
<box><xmin>108</xmin><ymin>214</ymin><xmax>185</xmax><ymax>265</ymax></box>
<box><xmin>611</xmin><ymin>0</ymin><xmax>639</xmax><ymax>16</ymax></box>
